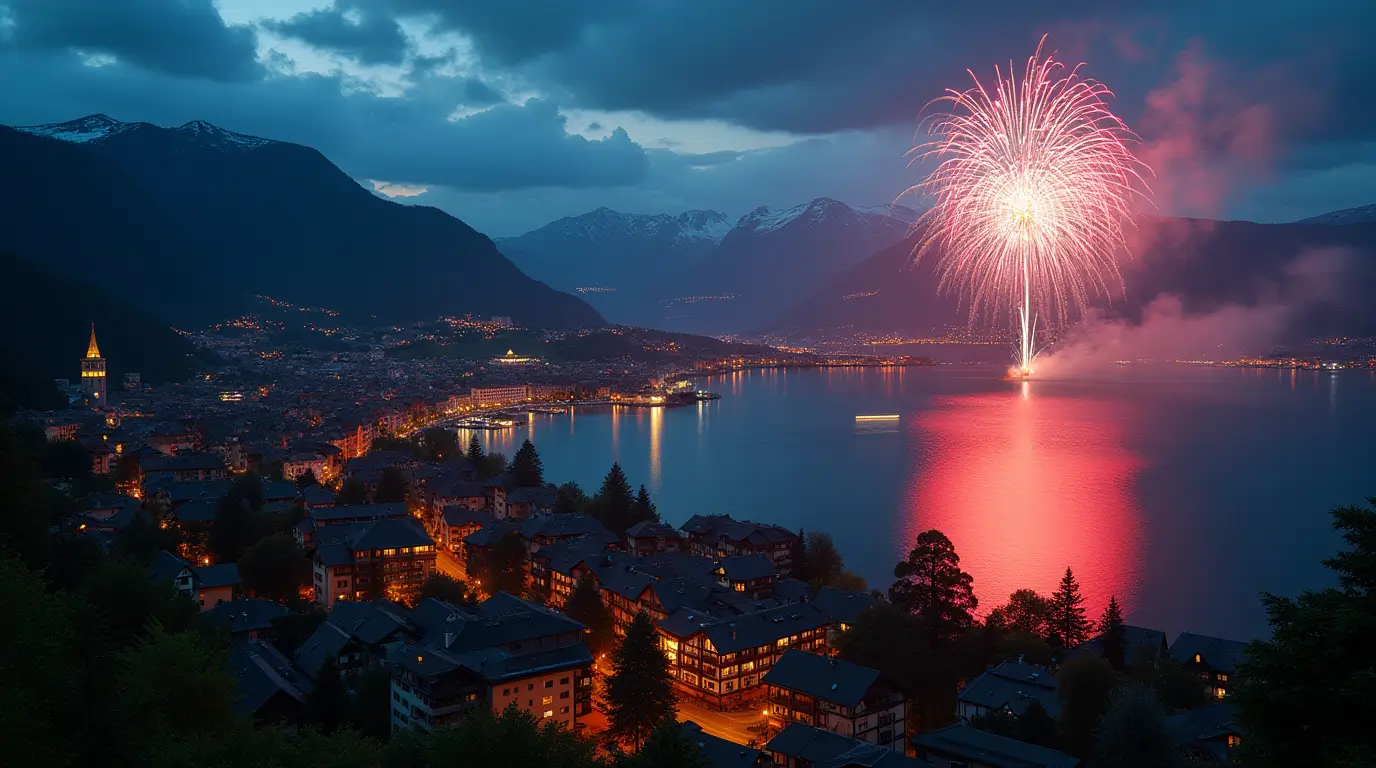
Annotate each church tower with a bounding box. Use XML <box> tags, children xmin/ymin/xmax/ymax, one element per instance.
<box><xmin>81</xmin><ymin>323</ymin><xmax>107</xmax><ymax>405</ymax></box>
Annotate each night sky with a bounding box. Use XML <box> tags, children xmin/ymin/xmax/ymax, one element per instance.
<box><xmin>1</xmin><ymin>0</ymin><xmax>1372</xmax><ymax>235</ymax></box>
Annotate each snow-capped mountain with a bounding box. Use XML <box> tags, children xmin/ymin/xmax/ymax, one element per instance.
<box><xmin>735</xmin><ymin>197</ymin><xmax>918</xmax><ymax>235</ymax></box>
<box><xmin>16</xmin><ymin>114</ymin><xmax>278</xmax><ymax>152</ymax></box>
<box><xmin>1298</xmin><ymin>204</ymin><xmax>1376</xmax><ymax>226</ymax></box>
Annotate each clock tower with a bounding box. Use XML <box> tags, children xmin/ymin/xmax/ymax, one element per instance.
<box><xmin>81</xmin><ymin>323</ymin><xmax>107</xmax><ymax>405</ymax></box>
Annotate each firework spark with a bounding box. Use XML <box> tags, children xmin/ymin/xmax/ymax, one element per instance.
<box><xmin>905</xmin><ymin>37</ymin><xmax>1151</xmax><ymax>376</ymax></box>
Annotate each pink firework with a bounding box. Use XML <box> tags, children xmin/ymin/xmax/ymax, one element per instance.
<box><xmin>906</xmin><ymin>37</ymin><xmax>1151</xmax><ymax>375</ymax></box>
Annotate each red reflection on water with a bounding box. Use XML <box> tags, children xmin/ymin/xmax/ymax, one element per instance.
<box><xmin>902</xmin><ymin>385</ymin><xmax>1145</xmax><ymax>619</ymax></box>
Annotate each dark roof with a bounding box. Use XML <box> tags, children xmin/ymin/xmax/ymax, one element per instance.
<box><xmin>958</xmin><ymin>660</ymin><xmax>1061</xmax><ymax>719</ymax></box>
<box><xmin>913</xmin><ymin>724</ymin><xmax>1079</xmax><ymax>768</ymax></box>
<box><xmin>433</xmin><ymin>480</ymin><xmax>488</xmax><ymax>499</ymax></box>
<box><xmin>142</xmin><ymin>452</ymin><xmax>225</xmax><ymax>472</ymax></box>
<box><xmin>767</xmin><ymin>723</ymin><xmax>925</xmax><ymax>768</ymax></box>
<box><xmin>812</xmin><ymin>587</ymin><xmax>877</xmax><ymax>625</ymax></box>
<box><xmin>85</xmin><ymin>493</ymin><xmax>138</xmax><ymax>511</ymax></box>
<box><xmin>464</xmin><ymin>521</ymin><xmax>520</xmax><ymax>547</ymax></box>
<box><xmin>1165</xmin><ymin>703</ymin><xmax>1241</xmax><ymax>764</ymax></box>
<box><xmin>315</xmin><ymin>517</ymin><xmax>434</xmax><ymax>555</ymax></box>
<box><xmin>310</xmin><ymin>502</ymin><xmax>409</xmax><ymax>524</ymax></box>
<box><xmin>679</xmin><ymin>721</ymin><xmax>768</xmax><ymax>768</ymax></box>
<box><xmin>327</xmin><ymin>599</ymin><xmax>412</xmax><ymax>645</ymax></box>
<box><xmin>507</xmin><ymin>486</ymin><xmax>557</xmax><ymax>507</ymax></box>
<box><xmin>762</xmin><ymin>650</ymin><xmax>887</xmax><ymax>708</ymax></box>
<box><xmin>227</xmin><ymin>640</ymin><xmax>311</xmax><ymax>717</ymax></box>
<box><xmin>300</xmin><ymin>485</ymin><xmax>336</xmax><ymax>506</ymax></box>
<box><xmin>409</xmin><ymin>592</ymin><xmax>585</xmax><ymax>651</ymax></box>
<box><xmin>261</xmin><ymin>481</ymin><xmax>299</xmax><ymax>501</ymax></box>
<box><xmin>345</xmin><ymin>451</ymin><xmax>415</xmax><ymax>472</ymax></box>
<box><xmin>661</xmin><ymin>602</ymin><xmax>833</xmax><ymax>654</ymax></box>
<box><xmin>442</xmin><ymin>506</ymin><xmax>494</xmax><ymax>528</ymax></box>
<box><xmin>195</xmin><ymin>563</ymin><xmax>242</xmax><ymax>589</ymax></box>
<box><xmin>626</xmin><ymin>520</ymin><xmax>683</xmax><ymax>539</ymax></box>
<box><xmin>294</xmin><ymin>622</ymin><xmax>353</xmax><ymax>677</ymax></box>
<box><xmin>203</xmin><ymin>598</ymin><xmax>290</xmax><ymax>634</ymax></box>
<box><xmin>175</xmin><ymin>494</ymin><xmax>220</xmax><ymax>523</ymax></box>
<box><xmin>394</xmin><ymin>640</ymin><xmax>591</xmax><ymax>683</ymax></box>
<box><xmin>1076</xmin><ymin>625</ymin><xmax>1168</xmax><ymax>660</ymax></box>
<box><xmin>519</xmin><ymin>513</ymin><xmax>614</xmax><ymax>542</ymax></box>
<box><xmin>680</xmin><ymin>515</ymin><xmax>797</xmax><ymax>546</ymax></box>
<box><xmin>1170</xmin><ymin>632</ymin><xmax>1249</xmax><ymax>675</ymax></box>
<box><xmin>146</xmin><ymin>478</ymin><xmax>232</xmax><ymax>503</ymax></box>
<box><xmin>715</xmin><ymin>554</ymin><xmax>776</xmax><ymax>582</ymax></box>
<box><xmin>148</xmin><ymin>550</ymin><xmax>193</xmax><ymax>583</ymax></box>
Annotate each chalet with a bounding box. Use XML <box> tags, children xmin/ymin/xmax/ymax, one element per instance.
<box><xmin>1075</xmin><ymin>624</ymin><xmax>1169</xmax><ymax>665</ymax></box>
<box><xmin>148</xmin><ymin>550</ymin><xmax>241</xmax><ymax>610</ymax></box>
<box><xmin>957</xmin><ymin>659</ymin><xmax>1060</xmax><ymax>721</ymax></box>
<box><xmin>390</xmin><ymin>593</ymin><xmax>594</xmax><ymax>733</ymax></box>
<box><xmin>767</xmin><ymin>723</ymin><xmax>927</xmax><ymax>768</ymax></box>
<box><xmin>625</xmin><ymin>520</ymin><xmax>684</xmax><ymax>555</ymax></box>
<box><xmin>913</xmin><ymin>724</ymin><xmax>1079</xmax><ymax>768</ymax></box>
<box><xmin>813</xmin><ymin>587</ymin><xmax>878</xmax><ymax>647</ymax></box>
<box><xmin>440</xmin><ymin>506</ymin><xmax>494</xmax><ymax>558</ymax></box>
<box><xmin>680</xmin><ymin>721</ymin><xmax>771</xmax><ymax>768</ymax></box>
<box><xmin>1165</xmin><ymin>703</ymin><xmax>1242</xmax><ymax>765</ymax></box>
<box><xmin>680</xmin><ymin>514</ymin><xmax>799</xmax><ymax>575</ymax></box>
<box><xmin>313</xmin><ymin>517</ymin><xmax>437</xmax><ymax>607</ymax></box>
<box><xmin>763</xmin><ymin>650</ymin><xmax>910</xmax><ymax>752</ymax></box>
<box><xmin>295</xmin><ymin>599</ymin><xmax>412</xmax><ymax>682</ymax></box>
<box><xmin>298</xmin><ymin>502</ymin><xmax>410</xmax><ymax>549</ymax></box>
<box><xmin>203</xmin><ymin>597</ymin><xmax>292</xmax><ymax>641</ymax></box>
<box><xmin>227</xmin><ymin>640</ymin><xmax>312</xmax><ymax>725</ymax></box>
<box><xmin>714</xmin><ymin>554</ymin><xmax>778</xmax><ymax>598</ymax></box>
<box><xmin>141</xmin><ymin>452</ymin><xmax>228</xmax><ymax>484</ymax></box>
<box><xmin>507</xmin><ymin>486</ymin><xmax>557</xmax><ymax>519</ymax></box>
<box><xmin>1170</xmin><ymin>632</ymin><xmax>1249</xmax><ymax>700</ymax></box>
<box><xmin>657</xmin><ymin>602</ymin><xmax>832</xmax><ymax>710</ymax></box>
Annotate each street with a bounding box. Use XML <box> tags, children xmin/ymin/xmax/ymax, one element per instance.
<box><xmin>675</xmin><ymin>699</ymin><xmax>771</xmax><ymax>749</ymax></box>
<box><xmin>435</xmin><ymin>547</ymin><xmax>468</xmax><ymax>581</ymax></box>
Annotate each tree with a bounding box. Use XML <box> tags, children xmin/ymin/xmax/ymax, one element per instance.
<box><xmin>374</xmin><ymin>466</ymin><xmax>410</xmax><ymax>504</ymax></box>
<box><xmin>806</xmin><ymin>532</ymin><xmax>844</xmax><ymax>588</ymax></box>
<box><xmin>112</xmin><ymin>453</ymin><xmax>141</xmax><ymax>488</ymax></box>
<box><xmin>969</xmin><ymin>698</ymin><xmax>1060</xmax><ymax>750</ymax></box>
<box><xmin>1233</xmin><ymin>499</ymin><xmax>1376</xmax><ymax>767</ymax></box>
<box><xmin>603</xmin><ymin>611</ymin><xmax>677</xmax><ymax>750</ymax></box>
<box><xmin>113</xmin><ymin>511</ymin><xmax>181</xmax><ymax>565</ymax></box>
<box><xmin>481</xmin><ymin>530</ymin><xmax>528</xmax><ymax>596</ymax></box>
<box><xmin>466</xmin><ymin>433</ymin><xmax>485</xmax><ymax>465</ymax></box>
<box><xmin>789</xmin><ymin>529</ymin><xmax>811</xmax><ymax>582</ymax></box>
<box><xmin>420</xmin><ymin>427</ymin><xmax>459</xmax><ymax>462</ymax></box>
<box><xmin>391</xmin><ymin>704</ymin><xmax>601</xmax><ymax>768</ymax></box>
<box><xmin>209</xmin><ymin>478</ymin><xmax>271</xmax><ymax>564</ymax></box>
<box><xmin>305</xmin><ymin>656</ymin><xmax>349</xmax><ymax>734</ymax></box>
<box><xmin>84</xmin><ymin>558</ymin><xmax>199</xmax><ymax>647</ymax></box>
<box><xmin>351</xmin><ymin>666</ymin><xmax>394</xmax><ymax>740</ymax></box>
<box><xmin>481</xmin><ymin>451</ymin><xmax>508</xmax><ymax>481</ymax></box>
<box><xmin>510</xmin><ymin>439</ymin><xmax>545</xmax><ymax>487</ymax></box>
<box><xmin>564</xmin><ymin>574</ymin><xmax>615</xmax><ymax>659</ymax></box>
<box><xmin>336</xmin><ymin>477</ymin><xmax>369</xmax><ymax>505</ymax></box>
<box><xmin>271</xmin><ymin>602</ymin><xmax>327</xmax><ymax>656</ymax></box>
<box><xmin>888</xmin><ymin>529</ymin><xmax>977</xmax><ymax>645</ymax></box>
<box><xmin>834</xmin><ymin>570</ymin><xmax>868</xmax><ymax>592</ymax></box>
<box><xmin>619</xmin><ymin>719</ymin><xmax>707</xmax><ymax>768</ymax></box>
<box><xmin>239</xmin><ymin>534</ymin><xmax>309</xmax><ymax>601</ymax></box>
<box><xmin>1098</xmin><ymin>595</ymin><xmax>1128</xmax><ymax>671</ymax></box>
<box><xmin>589</xmin><ymin>462</ymin><xmax>636</xmax><ymax>532</ymax></box>
<box><xmin>419</xmin><ymin>573</ymin><xmax>479</xmax><ymax>608</ymax></box>
<box><xmin>113</xmin><ymin>624</ymin><xmax>238</xmax><ymax>757</ymax></box>
<box><xmin>40</xmin><ymin>438</ymin><xmax>91</xmax><ymax>480</ymax></box>
<box><xmin>1057</xmin><ymin>653</ymin><xmax>1119</xmax><ymax>758</ymax></box>
<box><xmin>554</xmin><ymin>482</ymin><xmax>588</xmax><ymax>514</ymax></box>
<box><xmin>1127</xmin><ymin>645</ymin><xmax>1208</xmax><ymax>711</ymax></box>
<box><xmin>985</xmin><ymin>589</ymin><xmax>1053</xmax><ymax>640</ymax></box>
<box><xmin>294</xmin><ymin>468</ymin><xmax>319</xmax><ymax>488</ymax></box>
<box><xmin>1092</xmin><ymin>685</ymin><xmax>1180</xmax><ymax>768</ymax></box>
<box><xmin>1047</xmin><ymin>568</ymin><xmax>1091</xmax><ymax>649</ymax></box>
<box><xmin>631</xmin><ymin>484</ymin><xmax>659</xmax><ymax>526</ymax></box>
<box><xmin>835</xmin><ymin>602</ymin><xmax>952</xmax><ymax>731</ymax></box>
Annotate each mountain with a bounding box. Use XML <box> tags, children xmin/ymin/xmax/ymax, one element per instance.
<box><xmin>650</xmin><ymin>198</ymin><xmax>915</xmax><ymax>332</ymax></box>
<box><xmin>773</xmin><ymin>213</ymin><xmax>1376</xmax><ymax>341</ymax></box>
<box><xmin>501</xmin><ymin>198</ymin><xmax>916</xmax><ymax>332</ymax></box>
<box><xmin>1298</xmin><ymin>204</ymin><xmax>1376</xmax><ymax>226</ymax></box>
<box><xmin>0</xmin><ymin>251</ymin><xmax>215</xmax><ymax>392</ymax></box>
<box><xmin>5</xmin><ymin>115</ymin><xmax>602</xmax><ymax>329</ymax></box>
<box><xmin>495</xmin><ymin>208</ymin><xmax>731</xmax><ymax>322</ymax></box>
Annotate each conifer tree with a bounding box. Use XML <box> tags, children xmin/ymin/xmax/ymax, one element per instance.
<box><xmin>603</xmin><ymin>612</ymin><xmax>677</xmax><ymax>750</ymax></box>
<box><xmin>466</xmin><ymin>433</ymin><xmax>485</xmax><ymax>466</ymax></box>
<box><xmin>510</xmin><ymin>439</ymin><xmax>544</xmax><ymax>487</ymax></box>
<box><xmin>564</xmin><ymin>573</ymin><xmax>615</xmax><ymax>659</ymax></box>
<box><xmin>789</xmin><ymin>529</ymin><xmax>810</xmax><ymax>582</ymax></box>
<box><xmin>888</xmin><ymin>529</ymin><xmax>977</xmax><ymax>645</ymax></box>
<box><xmin>1099</xmin><ymin>595</ymin><xmax>1128</xmax><ymax>670</ymax></box>
<box><xmin>1048</xmin><ymin>567</ymin><xmax>1092</xmax><ymax>649</ymax></box>
<box><xmin>589</xmin><ymin>462</ymin><xmax>636</xmax><ymax>532</ymax></box>
<box><xmin>631</xmin><ymin>484</ymin><xmax>659</xmax><ymax>525</ymax></box>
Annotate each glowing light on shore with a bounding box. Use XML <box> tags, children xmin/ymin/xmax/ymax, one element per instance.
<box><xmin>906</xmin><ymin>36</ymin><xmax>1151</xmax><ymax>375</ymax></box>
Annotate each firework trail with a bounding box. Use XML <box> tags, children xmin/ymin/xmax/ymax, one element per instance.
<box><xmin>905</xmin><ymin>36</ymin><xmax>1151</xmax><ymax>375</ymax></box>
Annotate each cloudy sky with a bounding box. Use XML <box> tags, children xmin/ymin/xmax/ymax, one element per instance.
<box><xmin>1</xmin><ymin>0</ymin><xmax>1373</xmax><ymax>236</ymax></box>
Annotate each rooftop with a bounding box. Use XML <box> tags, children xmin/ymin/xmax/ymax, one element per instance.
<box><xmin>1170</xmin><ymin>632</ymin><xmax>1250</xmax><ymax>675</ymax></box>
<box><xmin>958</xmin><ymin>659</ymin><xmax>1061</xmax><ymax>719</ymax></box>
<box><xmin>762</xmin><ymin>649</ymin><xmax>890</xmax><ymax>708</ymax></box>
<box><xmin>912</xmin><ymin>724</ymin><xmax>1079</xmax><ymax>768</ymax></box>
<box><xmin>767</xmin><ymin>722</ymin><xmax>925</xmax><ymax>768</ymax></box>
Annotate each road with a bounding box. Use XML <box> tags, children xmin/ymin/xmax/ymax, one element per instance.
<box><xmin>675</xmin><ymin>699</ymin><xmax>771</xmax><ymax>749</ymax></box>
<box><xmin>435</xmin><ymin>547</ymin><xmax>468</xmax><ymax>581</ymax></box>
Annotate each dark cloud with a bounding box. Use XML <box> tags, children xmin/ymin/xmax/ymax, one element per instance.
<box><xmin>0</xmin><ymin>0</ymin><xmax>261</xmax><ymax>81</ymax></box>
<box><xmin>262</xmin><ymin>0</ymin><xmax>410</xmax><ymax>66</ymax></box>
<box><xmin>389</xmin><ymin>0</ymin><xmax>634</xmax><ymax>65</ymax></box>
<box><xmin>461</xmin><ymin>78</ymin><xmax>502</xmax><ymax>106</ymax></box>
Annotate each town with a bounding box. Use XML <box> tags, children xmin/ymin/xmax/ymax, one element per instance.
<box><xmin>4</xmin><ymin>325</ymin><xmax>1364</xmax><ymax>768</ymax></box>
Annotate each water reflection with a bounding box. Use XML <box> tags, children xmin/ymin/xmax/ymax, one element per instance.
<box><xmin>649</xmin><ymin>406</ymin><xmax>663</xmax><ymax>491</ymax></box>
<box><xmin>904</xmin><ymin>385</ymin><xmax>1145</xmax><ymax>618</ymax></box>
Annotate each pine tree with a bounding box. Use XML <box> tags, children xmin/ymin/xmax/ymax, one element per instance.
<box><xmin>509</xmin><ymin>439</ymin><xmax>545</xmax><ymax>487</ymax></box>
<box><xmin>589</xmin><ymin>462</ymin><xmax>636</xmax><ymax>532</ymax></box>
<box><xmin>1099</xmin><ymin>595</ymin><xmax>1128</xmax><ymax>670</ymax></box>
<box><xmin>335</xmin><ymin>477</ymin><xmax>368</xmax><ymax>505</ymax></box>
<box><xmin>294</xmin><ymin>468</ymin><xmax>319</xmax><ymax>488</ymax></box>
<box><xmin>789</xmin><ymin>529</ymin><xmax>810</xmax><ymax>582</ymax></box>
<box><xmin>374</xmin><ymin>466</ymin><xmax>410</xmax><ymax>504</ymax></box>
<box><xmin>603</xmin><ymin>611</ymin><xmax>677</xmax><ymax>750</ymax></box>
<box><xmin>554</xmin><ymin>482</ymin><xmax>587</xmax><ymax>514</ymax></box>
<box><xmin>888</xmin><ymin>529</ymin><xmax>977</xmax><ymax>645</ymax></box>
<box><xmin>1048</xmin><ymin>567</ymin><xmax>1092</xmax><ymax>649</ymax></box>
<box><xmin>304</xmin><ymin>656</ymin><xmax>349</xmax><ymax>734</ymax></box>
<box><xmin>481</xmin><ymin>530</ymin><xmax>528</xmax><ymax>596</ymax></box>
<box><xmin>564</xmin><ymin>573</ymin><xmax>615</xmax><ymax>659</ymax></box>
<box><xmin>466</xmin><ymin>433</ymin><xmax>485</xmax><ymax>466</ymax></box>
<box><xmin>631</xmin><ymin>485</ymin><xmax>659</xmax><ymax>526</ymax></box>
<box><xmin>621</xmin><ymin>719</ymin><xmax>707</xmax><ymax>768</ymax></box>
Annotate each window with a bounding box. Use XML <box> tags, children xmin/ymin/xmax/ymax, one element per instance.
<box><xmin>1217</xmin><ymin>673</ymin><xmax>1229</xmax><ymax>682</ymax></box>
<box><xmin>383</xmin><ymin>548</ymin><xmax>397</xmax><ymax>556</ymax></box>
<box><xmin>543</xmin><ymin>710</ymin><xmax>554</xmax><ymax>719</ymax></box>
<box><xmin>733</xmin><ymin>582</ymin><xmax>744</xmax><ymax>592</ymax></box>
<box><xmin>560</xmin><ymin>677</ymin><xmax>570</xmax><ymax>685</ymax></box>
<box><xmin>502</xmin><ymin>688</ymin><xmax>510</xmax><ymax>696</ymax></box>
<box><xmin>462</xmin><ymin>692</ymin><xmax>477</xmax><ymax>703</ymax></box>
<box><xmin>560</xmin><ymin>706</ymin><xmax>569</xmax><ymax>715</ymax></box>
<box><xmin>545</xmin><ymin>680</ymin><xmax>554</xmax><ymax>689</ymax></box>
<box><xmin>560</xmin><ymin>691</ymin><xmax>569</xmax><ymax>699</ymax></box>
<box><xmin>528</xmin><ymin>683</ymin><xmax>534</xmax><ymax>691</ymax></box>
<box><xmin>542</xmin><ymin>695</ymin><xmax>553</xmax><ymax>705</ymax></box>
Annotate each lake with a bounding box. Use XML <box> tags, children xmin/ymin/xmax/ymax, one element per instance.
<box><xmin>464</xmin><ymin>364</ymin><xmax>1376</xmax><ymax>642</ymax></box>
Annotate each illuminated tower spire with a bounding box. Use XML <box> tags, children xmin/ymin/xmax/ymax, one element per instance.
<box><xmin>81</xmin><ymin>323</ymin><xmax>107</xmax><ymax>405</ymax></box>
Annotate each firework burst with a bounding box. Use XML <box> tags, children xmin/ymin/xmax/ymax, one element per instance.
<box><xmin>905</xmin><ymin>37</ymin><xmax>1151</xmax><ymax>375</ymax></box>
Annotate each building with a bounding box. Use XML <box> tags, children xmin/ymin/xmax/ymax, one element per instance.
<box><xmin>625</xmin><ymin>521</ymin><xmax>685</xmax><ymax>555</ymax></box>
<box><xmin>80</xmin><ymin>323</ymin><xmax>107</xmax><ymax>405</ymax></box>
<box><xmin>123</xmin><ymin>372</ymin><xmax>141</xmax><ymax>391</ymax></box>
<box><xmin>1075</xmin><ymin>624</ymin><xmax>1169</xmax><ymax>665</ymax></box>
<box><xmin>470</xmin><ymin>385</ymin><xmax>531</xmax><ymax>408</ymax></box>
<box><xmin>389</xmin><ymin>592</ymin><xmax>594</xmax><ymax>733</ymax></box>
<box><xmin>507</xmin><ymin>486</ymin><xmax>557</xmax><ymax>519</ymax></box>
<box><xmin>203</xmin><ymin>597</ymin><xmax>292</xmax><ymax>642</ymax></box>
<box><xmin>714</xmin><ymin>555</ymin><xmax>779</xmax><ymax>599</ymax></box>
<box><xmin>680</xmin><ymin>514</ymin><xmax>799</xmax><ymax>575</ymax></box>
<box><xmin>440</xmin><ymin>506</ymin><xmax>494</xmax><ymax>559</ymax></box>
<box><xmin>147</xmin><ymin>550</ymin><xmax>241</xmax><ymax>610</ymax></box>
<box><xmin>767</xmin><ymin>722</ymin><xmax>927</xmax><ymax>768</ymax></box>
<box><xmin>657</xmin><ymin>601</ymin><xmax>832</xmax><ymax>710</ymax></box>
<box><xmin>1170</xmin><ymin>633</ymin><xmax>1249</xmax><ymax>700</ymax></box>
<box><xmin>679</xmin><ymin>721</ymin><xmax>771</xmax><ymax>768</ymax></box>
<box><xmin>1165</xmin><ymin>703</ymin><xmax>1241</xmax><ymax>765</ymax></box>
<box><xmin>763</xmin><ymin>650</ymin><xmax>910</xmax><ymax>752</ymax></box>
<box><xmin>227</xmin><ymin>640</ymin><xmax>312</xmax><ymax>725</ymax></box>
<box><xmin>313</xmin><ymin>517</ymin><xmax>437</xmax><ymax>607</ymax></box>
<box><xmin>141</xmin><ymin>452</ymin><xmax>229</xmax><ymax>484</ymax></box>
<box><xmin>295</xmin><ymin>599</ymin><xmax>412</xmax><ymax>682</ymax></box>
<box><xmin>813</xmin><ymin>587</ymin><xmax>878</xmax><ymax>648</ymax></box>
<box><xmin>956</xmin><ymin>659</ymin><xmax>1061</xmax><ymax>722</ymax></box>
<box><xmin>912</xmin><ymin>724</ymin><xmax>1079</xmax><ymax>768</ymax></box>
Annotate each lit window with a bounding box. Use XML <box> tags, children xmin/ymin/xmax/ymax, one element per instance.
<box><xmin>560</xmin><ymin>706</ymin><xmax>569</xmax><ymax>715</ymax></box>
<box><xmin>1214</xmin><ymin>688</ymin><xmax>1226</xmax><ymax>700</ymax></box>
<box><xmin>542</xmin><ymin>695</ymin><xmax>553</xmax><ymax>705</ymax></box>
<box><xmin>543</xmin><ymin>710</ymin><xmax>554</xmax><ymax>719</ymax></box>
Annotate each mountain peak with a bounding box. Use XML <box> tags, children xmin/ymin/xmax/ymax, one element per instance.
<box><xmin>173</xmin><ymin>120</ymin><xmax>276</xmax><ymax>151</ymax></box>
<box><xmin>736</xmin><ymin>197</ymin><xmax>861</xmax><ymax>234</ymax></box>
<box><xmin>14</xmin><ymin>113</ymin><xmax>133</xmax><ymax>143</ymax></box>
<box><xmin>1298</xmin><ymin>203</ymin><xmax>1376</xmax><ymax>226</ymax></box>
